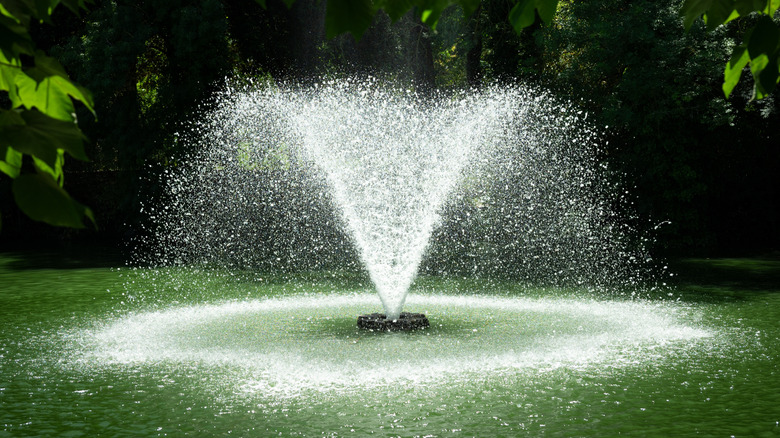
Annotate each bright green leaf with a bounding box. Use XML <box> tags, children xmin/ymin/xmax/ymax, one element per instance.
<box><xmin>0</xmin><ymin>54</ymin><xmax>22</xmax><ymax>106</ymax></box>
<box><xmin>723</xmin><ymin>44</ymin><xmax>750</xmax><ymax>98</ymax></box>
<box><xmin>0</xmin><ymin>145</ymin><xmax>22</xmax><ymax>178</ymax></box>
<box><xmin>12</xmin><ymin>172</ymin><xmax>93</xmax><ymax>228</ymax></box>
<box><xmin>770</xmin><ymin>0</ymin><xmax>780</xmax><ymax>16</ymax></box>
<box><xmin>15</xmin><ymin>70</ymin><xmax>77</xmax><ymax>121</ymax></box>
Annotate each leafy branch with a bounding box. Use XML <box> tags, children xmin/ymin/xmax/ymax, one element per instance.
<box><xmin>682</xmin><ymin>0</ymin><xmax>780</xmax><ymax>99</ymax></box>
<box><xmin>262</xmin><ymin>0</ymin><xmax>776</xmax><ymax>100</ymax></box>
<box><xmin>0</xmin><ymin>0</ymin><xmax>96</xmax><ymax>229</ymax></box>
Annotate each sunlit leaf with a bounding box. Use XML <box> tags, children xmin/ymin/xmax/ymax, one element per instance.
<box><xmin>416</xmin><ymin>0</ymin><xmax>449</xmax><ymax>28</ymax></box>
<box><xmin>770</xmin><ymin>0</ymin><xmax>780</xmax><ymax>16</ymax></box>
<box><xmin>723</xmin><ymin>44</ymin><xmax>750</xmax><ymax>98</ymax></box>
<box><xmin>0</xmin><ymin>145</ymin><xmax>22</xmax><ymax>178</ymax></box>
<box><xmin>12</xmin><ymin>172</ymin><xmax>93</xmax><ymax>228</ymax></box>
<box><xmin>15</xmin><ymin>70</ymin><xmax>76</xmax><ymax>121</ymax></box>
<box><xmin>10</xmin><ymin>52</ymin><xmax>96</xmax><ymax>118</ymax></box>
<box><xmin>0</xmin><ymin>54</ymin><xmax>22</xmax><ymax>106</ymax></box>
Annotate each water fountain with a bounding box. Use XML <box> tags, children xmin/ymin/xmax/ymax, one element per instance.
<box><xmin>139</xmin><ymin>78</ymin><xmax>651</xmax><ymax>324</ymax></box>
<box><xmin>2</xmin><ymin>78</ymin><xmax>769</xmax><ymax>437</ymax></box>
<box><xmin>107</xmin><ymin>76</ymin><xmax>712</xmax><ymax>398</ymax></box>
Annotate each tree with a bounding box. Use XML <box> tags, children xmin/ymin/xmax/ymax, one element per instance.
<box><xmin>682</xmin><ymin>0</ymin><xmax>780</xmax><ymax>99</ymax></box>
<box><xmin>281</xmin><ymin>0</ymin><xmax>777</xmax><ymax>100</ymax></box>
<box><xmin>0</xmin><ymin>0</ymin><xmax>96</xmax><ymax>230</ymax></box>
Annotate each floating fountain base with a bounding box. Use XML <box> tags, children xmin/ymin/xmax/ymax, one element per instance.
<box><xmin>357</xmin><ymin>312</ymin><xmax>430</xmax><ymax>331</ymax></box>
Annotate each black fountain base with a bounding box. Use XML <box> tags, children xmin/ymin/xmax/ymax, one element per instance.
<box><xmin>357</xmin><ymin>312</ymin><xmax>430</xmax><ymax>331</ymax></box>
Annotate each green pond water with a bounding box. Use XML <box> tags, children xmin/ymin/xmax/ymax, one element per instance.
<box><xmin>1</xmin><ymin>249</ymin><xmax>779</xmax><ymax>437</ymax></box>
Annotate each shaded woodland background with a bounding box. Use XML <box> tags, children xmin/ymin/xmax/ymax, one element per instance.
<box><xmin>1</xmin><ymin>0</ymin><xmax>778</xmax><ymax>257</ymax></box>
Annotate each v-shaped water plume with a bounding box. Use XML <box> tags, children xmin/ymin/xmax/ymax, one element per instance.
<box><xmin>289</xmin><ymin>82</ymin><xmax>512</xmax><ymax>318</ymax></box>
<box><xmin>140</xmin><ymin>78</ymin><xmax>650</xmax><ymax>319</ymax></box>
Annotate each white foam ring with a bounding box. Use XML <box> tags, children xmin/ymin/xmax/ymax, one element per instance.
<box><xmin>77</xmin><ymin>294</ymin><xmax>710</xmax><ymax>398</ymax></box>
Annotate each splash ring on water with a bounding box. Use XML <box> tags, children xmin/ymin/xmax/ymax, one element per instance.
<box><xmin>71</xmin><ymin>293</ymin><xmax>710</xmax><ymax>397</ymax></box>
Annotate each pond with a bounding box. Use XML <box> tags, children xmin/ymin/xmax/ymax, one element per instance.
<box><xmin>1</xmin><ymin>249</ymin><xmax>779</xmax><ymax>436</ymax></box>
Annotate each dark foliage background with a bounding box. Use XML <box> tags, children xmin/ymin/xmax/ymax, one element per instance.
<box><xmin>2</xmin><ymin>0</ymin><xmax>777</xmax><ymax>258</ymax></box>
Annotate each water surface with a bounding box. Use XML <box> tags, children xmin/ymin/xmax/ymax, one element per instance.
<box><xmin>1</xmin><ymin>251</ymin><xmax>779</xmax><ymax>436</ymax></box>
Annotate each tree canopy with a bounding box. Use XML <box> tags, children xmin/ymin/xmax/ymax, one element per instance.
<box><xmin>0</xmin><ymin>0</ymin><xmax>96</xmax><ymax>229</ymax></box>
<box><xmin>1</xmin><ymin>0</ymin><xmax>777</xmax><ymax>255</ymax></box>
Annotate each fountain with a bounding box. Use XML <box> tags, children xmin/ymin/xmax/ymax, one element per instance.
<box><xmin>1</xmin><ymin>78</ymin><xmax>766</xmax><ymax>437</ymax></box>
<box><xmin>140</xmin><ymin>77</ymin><xmax>650</xmax><ymax>326</ymax></box>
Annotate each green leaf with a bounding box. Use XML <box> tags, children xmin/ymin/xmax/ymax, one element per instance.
<box><xmin>376</xmin><ymin>0</ymin><xmax>414</xmax><ymax>21</ymax></box>
<box><xmin>681</xmin><ymin>0</ymin><xmax>714</xmax><ymax>30</ymax></box>
<box><xmin>751</xmin><ymin>53</ymin><xmax>779</xmax><ymax>97</ymax></box>
<box><xmin>325</xmin><ymin>0</ymin><xmax>374</xmax><ymax>39</ymax></box>
<box><xmin>509</xmin><ymin>0</ymin><xmax>537</xmax><ymax>34</ymax></box>
<box><xmin>757</xmin><ymin>54</ymin><xmax>779</xmax><ymax>93</ymax></box>
<box><xmin>0</xmin><ymin>53</ymin><xmax>22</xmax><ymax>106</ymax></box>
<box><xmin>0</xmin><ymin>145</ymin><xmax>22</xmax><ymax>178</ymax></box>
<box><xmin>704</xmin><ymin>0</ymin><xmax>739</xmax><ymax>30</ymax></box>
<box><xmin>9</xmin><ymin>52</ymin><xmax>96</xmax><ymax>119</ymax></box>
<box><xmin>457</xmin><ymin>0</ymin><xmax>481</xmax><ymax>18</ymax></box>
<box><xmin>12</xmin><ymin>172</ymin><xmax>94</xmax><ymax>229</ymax></box>
<box><xmin>723</xmin><ymin>44</ymin><xmax>750</xmax><ymax>98</ymax></box>
<box><xmin>0</xmin><ymin>0</ymin><xmax>36</xmax><ymax>26</ymax></box>
<box><xmin>536</xmin><ymin>0</ymin><xmax>560</xmax><ymax>24</ymax></box>
<box><xmin>0</xmin><ymin>14</ymin><xmax>34</xmax><ymax>59</ymax></box>
<box><xmin>32</xmin><ymin>148</ymin><xmax>65</xmax><ymax>186</ymax></box>
<box><xmin>0</xmin><ymin>109</ymin><xmax>87</xmax><ymax>169</ymax></box>
<box><xmin>770</xmin><ymin>0</ymin><xmax>780</xmax><ymax>16</ymax></box>
<box><xmin>750</xmin><ymin>53</ymin><xmax>770</xmax><ymax>98</ymax></box>
<box><xmin>746</xmin><ymin>16</ymin><xmax>780</xmax><ymax>59</ymax></box>
<box><xmin>15</xmin><ymin>72</ymin><xmax>74</xmax><ymax>120</ymax></box>
<box><xmin>734</xmin><ymin>0</ymin><xmax>768</xmax><ymax>15</ymax></box>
